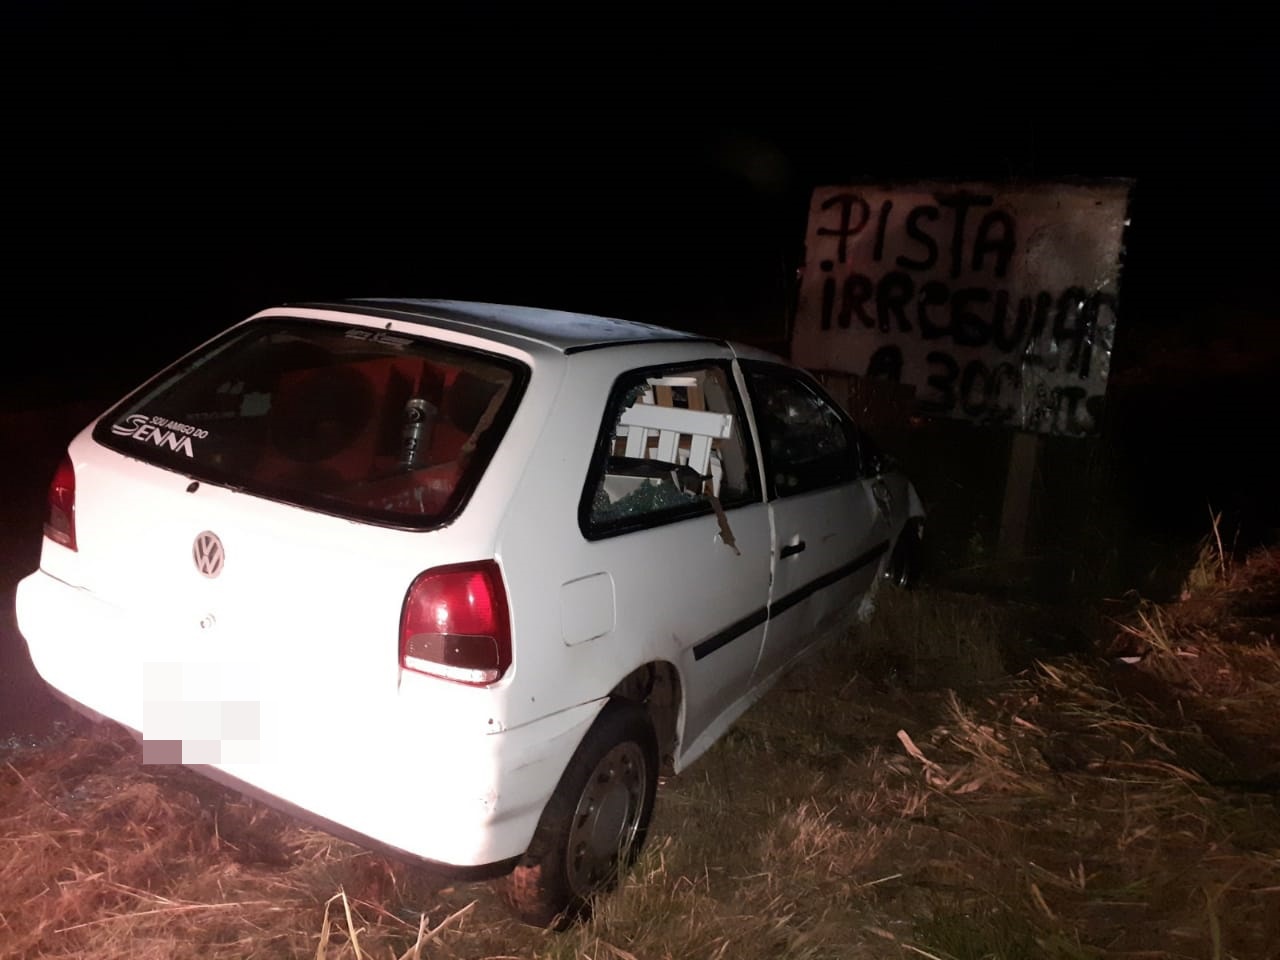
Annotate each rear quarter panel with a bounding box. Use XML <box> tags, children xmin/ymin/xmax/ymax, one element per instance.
<box><xmin>493</xmin><ymin>341</ymin><xmax>749</xmax><ymax>734</ymax></box>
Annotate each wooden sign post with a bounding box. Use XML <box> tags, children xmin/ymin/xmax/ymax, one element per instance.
<box><xmin>997</xmin><ymin>430</ymin><xmax>1041</xmax><ymax>561</ymax></box>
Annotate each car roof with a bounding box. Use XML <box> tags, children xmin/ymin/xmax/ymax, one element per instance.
<box><xmin>287</xmin><ymin>298</ymin><xmax>727</xmax><ymax>356</ymax></box>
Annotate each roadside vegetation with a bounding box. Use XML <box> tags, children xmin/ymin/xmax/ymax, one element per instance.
<box><xmin>3</xmin><ymin>524</ymin><xmax>1278</xmax><ymax>958</ymax></box>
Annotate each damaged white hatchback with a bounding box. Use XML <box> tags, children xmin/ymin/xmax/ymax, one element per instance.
<box><xmin>17</xmin><ymin>299</ymin><xmax>924</xmax><ymax>926</ymax></box>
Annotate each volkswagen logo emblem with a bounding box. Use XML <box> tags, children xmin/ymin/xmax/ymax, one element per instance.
<box><xmin>193</xmin><ymin>531</ymin><xmax>225</xmax><ymax>578</ymax></box>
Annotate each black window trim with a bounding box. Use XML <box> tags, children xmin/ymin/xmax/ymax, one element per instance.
<box><xmin>577</xmin><ymin>358</ymin><xmax>764</xmax><ymax>542</ymax></box>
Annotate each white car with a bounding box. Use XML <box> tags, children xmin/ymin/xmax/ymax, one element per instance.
<box><xmin>17</xmin><ymin>299</ymin><xmax>924</xmax><ymax>926</ymax></box>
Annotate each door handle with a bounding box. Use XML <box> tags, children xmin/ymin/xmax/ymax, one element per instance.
<box><xmin>780</xmin><ymin>540</ymin><xmax>806</xmax><ymax>559</ymax></box>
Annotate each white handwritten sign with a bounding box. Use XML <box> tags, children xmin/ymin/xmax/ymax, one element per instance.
<box><xmin>791</xmin><ymin>181</ymin><xmax>1131</xmax><ymax>436</ymax></box>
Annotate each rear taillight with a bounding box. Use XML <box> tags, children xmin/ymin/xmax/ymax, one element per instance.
<box><xmin>400</xmin><ymin>560</ymin><xmax>511</xmax><ymax>685</ymax></box>
<box><xmin>44</xmin><ymin>454</ymin><xmax>77</xmax><ymax>551</ymax></box>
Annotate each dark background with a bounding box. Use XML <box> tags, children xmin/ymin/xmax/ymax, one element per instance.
<box><xmin>4</xmin><ymin>3</ymin><xmax>1278</xmax><ymax>560</ymax></box>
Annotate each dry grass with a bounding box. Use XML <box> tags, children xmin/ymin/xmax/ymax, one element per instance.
<box><xmin>3</xmin><ymin>548</ymin><xmax>1280</xmax><ymax>958</ymax></box>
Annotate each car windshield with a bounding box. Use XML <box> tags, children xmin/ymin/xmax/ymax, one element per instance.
<box><xmin>93</xmin><ymin>318</ymin><xmax>527</xmax><ymax>528</ymax></box>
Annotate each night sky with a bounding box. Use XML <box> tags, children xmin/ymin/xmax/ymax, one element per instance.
<box><xmin>5</xmin><ymin>5</ymin><xmax>1278</xmax><ymax>545</ymax></box>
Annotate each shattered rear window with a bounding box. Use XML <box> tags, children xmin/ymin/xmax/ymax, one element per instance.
<box><xmin>93</xmin><ymin>318</ymin><xmax>528</xmax><ymax>528</ymax></box>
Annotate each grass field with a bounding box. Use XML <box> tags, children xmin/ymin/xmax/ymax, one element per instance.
<box><xmin>3</xmin><ymin>529</ymin><xmax>1278</xmax><ymax>959</ymax></box>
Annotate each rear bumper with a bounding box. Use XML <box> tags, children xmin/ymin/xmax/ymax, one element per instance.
<box><xmin>17</xmin><ymin>567</ymin><xmax>603</xmax><ymax>869</ymax></box>
<box><xmin>46</xmin><ymin>683</ymin><xmax>521</xmax><ymax>879</ymax></box>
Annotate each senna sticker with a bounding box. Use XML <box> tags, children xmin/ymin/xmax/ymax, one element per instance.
<box><xmin>111</xmin><ymin>414</ymin><xmax>209</xmax><ymax>458</ymax></box>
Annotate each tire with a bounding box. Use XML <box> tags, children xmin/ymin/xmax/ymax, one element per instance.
<box><xmin>887</xmin><ymin>517</ymin><xmax>924</xmax><ymax>589</ymax></box>
<box><xmin>501</xmin><ymin>700</ymin><xmax>659</xmax><ymax>929</ymax></box>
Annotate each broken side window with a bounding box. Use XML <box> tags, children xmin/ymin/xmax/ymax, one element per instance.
<box><xmin>580</xmin><ymin>363</ymin><xmax>761</xmax><ymax>539</ymax></box>
<box><xmin>742</xmin><ymin>364</ymin><xmax>860</xmax><ymax>498</ymax></box>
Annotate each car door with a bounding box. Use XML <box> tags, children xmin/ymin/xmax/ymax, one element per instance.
<box><xmin>741</xmin><ymin>362</ymin><xmax>893</xmax><ymax>684</ymax></box>
<box><xmin>576</xmin><ymin>360</ymin><xmax>771</xmax><ymax>759</ymax></box>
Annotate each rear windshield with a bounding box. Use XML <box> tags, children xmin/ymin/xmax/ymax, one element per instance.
<box><xmin>93</xmin><ymin>318</ymin><xmax>528</xmax><ymax>528</ymax></box>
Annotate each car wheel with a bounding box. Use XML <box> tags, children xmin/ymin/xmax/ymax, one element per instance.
<box><xmin>887</xmin><ymin>517</ymin><xmax>924</xmax><ymax>588</ymax></box>
<box><xmin>502</xmin><ymin>700</ymin><xmax>658</xmax><ymax>929</ymax></box>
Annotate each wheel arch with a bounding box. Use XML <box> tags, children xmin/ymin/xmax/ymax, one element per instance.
<box><xmin>606</xmin><ymin>660</ymin><xmax>683</xmax><ymax>775</ymax></box>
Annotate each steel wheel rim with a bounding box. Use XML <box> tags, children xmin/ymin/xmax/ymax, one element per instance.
<box><xmin>565</xmin><ymin>741</ymin><xmax>647</xmax><ymax>895</ymax></box>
